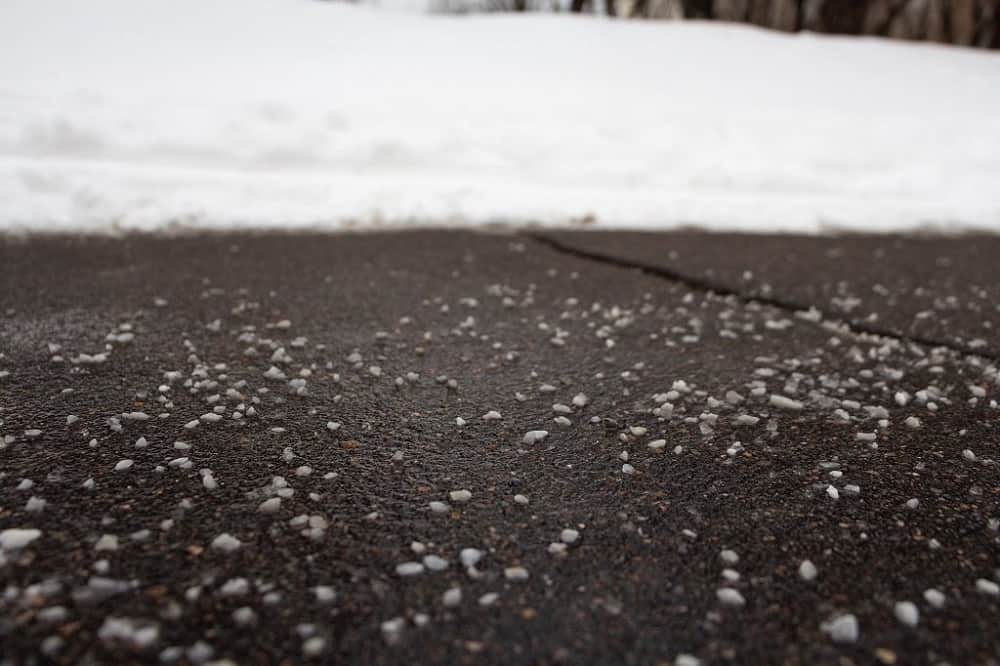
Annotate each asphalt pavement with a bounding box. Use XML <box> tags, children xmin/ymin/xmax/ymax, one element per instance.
<box><xmin>1</xmin><ymin>229</ymin><xmax>998</xmax><ymax>665</ymax></box>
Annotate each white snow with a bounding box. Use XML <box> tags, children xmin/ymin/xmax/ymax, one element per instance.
<box><xmin>1</xmin><ymin>0</ymin><xmax>999</xmax><ymax>233</ymax></box>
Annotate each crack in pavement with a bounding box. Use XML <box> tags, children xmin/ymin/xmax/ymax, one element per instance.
<box><xmin>523</xmin><ymin>231</ymin><xmax>999</xmax><ymax>364</ymax></box>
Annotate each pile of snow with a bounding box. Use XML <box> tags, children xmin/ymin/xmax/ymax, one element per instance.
<box><xmin>1</xmin><ymin>0</ymin><xmax>999</xmax><ymax>233</ymax></box>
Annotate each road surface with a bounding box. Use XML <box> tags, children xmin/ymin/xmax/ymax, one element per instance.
<box><xmin>1</xmin><ymin>230</ymin><xmax>998</xmax><ymax>665</ymax></box>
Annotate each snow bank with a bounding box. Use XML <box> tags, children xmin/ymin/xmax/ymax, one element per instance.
<box><xmin>1</xmin><ymin>0</ymin><xmax>999</xmax><ymax>233</ymax></box>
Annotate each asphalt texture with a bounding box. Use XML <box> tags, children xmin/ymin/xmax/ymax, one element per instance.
<box><xmin>0</xmin><ymin>229</ymin><xmax>998</xmax><ymax>666</ymax></box>
<box><xmin>540</xmin><ymin>230</ymin><xmax>1000</xmax><ymax>359</ymax></box>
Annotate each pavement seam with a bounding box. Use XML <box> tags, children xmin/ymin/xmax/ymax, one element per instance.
<box><xmin>523</xmin><ymin>231</ymin><xmax>998</xmax><ymax>364</ymax></box>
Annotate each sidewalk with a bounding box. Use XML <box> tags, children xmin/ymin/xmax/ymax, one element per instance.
<box><xmin>1</xmin><ymin>230</ymin><xmax>998</xmax><ymax>664</ymax></box>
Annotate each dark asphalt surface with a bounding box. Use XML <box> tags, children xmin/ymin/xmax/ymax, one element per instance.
<box><xmin>541</xmin><ymin>230</ymin><xmax>1000</xmax><ymax>359</ymax></box>
<box><xmin>0</xmin><ymin>230</ymin><xmax>998</xmax><ymax>666</ymax></box>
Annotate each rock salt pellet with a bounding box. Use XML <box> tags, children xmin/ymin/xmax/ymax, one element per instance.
<box><xmin>923</xmin><ymin>589</ymin><xmax>945</xmax><ymax>608</ymax></box>
<box><xmin>824</xmin><ymin>614</ymin><xmax>858</xmax><ymax>643</ymax></box>
<box><xmin>460</xmin><ymin>548</ymin><xmax>483</xmax><ymax>567</ymax></box>
<box><xmin>522</xmin><ymin>430</ymin><xmax>548</xmax><ymax>445</ymax></box>
<box><xmin>799</xmin><ymin>560</ymin><xmax>818</xmax><ymax>581</ymax></box>
<box><xmin>396</xmin><ymin>562</ymin><xmax>424</xmax><ymax>577</ymax></box>
<box><xmin>442</xmin><ymin>588</ymin><xmax>462</xmax><ymax>607</ymax></box>
<box><xmin>560</xmin><ymin>529</ymin><xmax>580</xmax><ymax>544</ymax></box>
<box><xmin>449</xmin><ymin>490</ymin><xmax>472</xmax><ymax>503</ymax></box>
<box><xmin>423</xmin><ymin>555</ymin><xmax>449</xmax><ymax>571</ymax></box>
<box><xmin>894</xmin><ymin>601</ymin><xmax>919</xmax><ymax>627</ymax></box>
<box><xmin>716</xmin><ymin>588</ymin><xmax>746</xmax><ymax>607</ymax></box>
<box><xmin>504</xmin><ymin>567</ymin><xmax>529</xmax><ymax>581</ymax></box>
<box><xmin>211</xmin><ymin>533</ymin><xmax>242</xmax><ymax>553</ymax></box>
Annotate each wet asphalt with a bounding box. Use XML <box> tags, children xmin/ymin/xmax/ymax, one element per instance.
<box><xmin>0</xmin><ymin>229</ymin><xmax>998</xmax><ymax>666</ymax></box>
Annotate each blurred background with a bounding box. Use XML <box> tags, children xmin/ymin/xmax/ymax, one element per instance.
<box><xmin>366</xmin><ymin>0</ymin><xmax>1000</xmax><ymax>47</ymax></box>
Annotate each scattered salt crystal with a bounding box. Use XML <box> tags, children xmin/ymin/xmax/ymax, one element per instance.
<box><xmin>923</xmin><ymin>588</ymin><xmax>945</xmax><ymax>608</ymax></box>
<box><xmin>460</xmin><ymin>548</ymin><xmax>483</xmax><ymax>567</ymax></box>
<box><xmin>894</xmin><ymin>601</ymin><xmax>919</xmax><ymax>627</ymax></box>
<box><xmin>560</xmin><ymin>529</ymin><xmax>580</xmax><ymax>544</ymax></box>
<box><xmin>449</xmin><ymin>490</ymin><xmax>472</xmax><ymax>503</ymax></box>
<box><xmin>0</xmin><ymin>528</ymin><xmax>41</xmax><ymax>551</ymax></box>
<box><xmin>423</xmin><ymin>554</ymin><xmax>449</xmax><ymax>571</ymax></box>
<box><xmin>381</xmin><ymin>617</ymin><xmax>405</xmax><ymax>644</ymax></box>
<box><xmin>442</xmin><ymin>587</ymin><xmax>462</xmax><ymax>607</ymax></box>
<box><xmin>259</xmin><ymin>498</ymin><xmax>281</xmax><ymax>514</ymax></box>
<box><xmin>976</xmin><ymin>578</ymin><xmax>999</xmax><ymax>596</ymax></box>
<box><xmin>396</xmin><ymin>562</ymin><xmax>425</xmax><ymax>576</ymax></box>
<box><xmin>220</xmin><ymin>577</ymin><xmax>250</xmax><ymax>596</ymax></box>
<box><xmin>719</xmin><ymin>549</ymin><xmax>739</xmax><ymax>564</ymax></box>
<box><xmin>823</xmin><ymin>614</ymin><xmax>859</xmax><ymax>643</ymax></box>
<box><xmin>799</xmin><ymin>560</ymin><xmax>818</xmax><ymax>581</ymax></box>
<box><xmin>826</xmin><ymin>485</ymin><xmax>839</xmax><ymax>500</ymax></box>
<box><xmin>514</xmin><ymin>494</ymin><xmax>529</xmax><ymax>505</ymax></box>
<box><xmin>211</xmin><ymin>533</ymin><xmax>242</xmax><ymax>553</ymax></box>
<box><xmin>504</xmin><ymin>566</ymin><xmax>529</xmax><ymax>581</ymax></box>
<box><xmin>522</xmin><ymin>430</ymin><xmax>549</xmax><ymax>445</ymax></box>
<box><xmin>548</xmin><ymin>542</ymin><xmax>568</xmax><ymax>555</ymax></box>
<box><xmin>621</xmin><ymin>463</ymin><xmax>635</xmax><ymax>475</ymax></box>
<box><xmin>114</xmin><ymin>459</ymin><xmax>134</xmax><ymax>472</ymax></box>
<box><xmin>716</xmin><ymin>588</ymin><xmax>745</xmax><ymax>607</ymax></box>
<box><xmin>302</xmin><ymin>636</ymin><xmax>326</xmax><ymax>657</ymax></box>
<box><xmin>769</xmin><ymin>395</ymin><xmax>804</xmax><ymax>410</ymax></box>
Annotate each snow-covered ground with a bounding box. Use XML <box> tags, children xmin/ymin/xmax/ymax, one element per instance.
<box><xmin>1</xmin><ymin>0</ymin><xmax>999</xmax><ymax>233</ymax></box>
